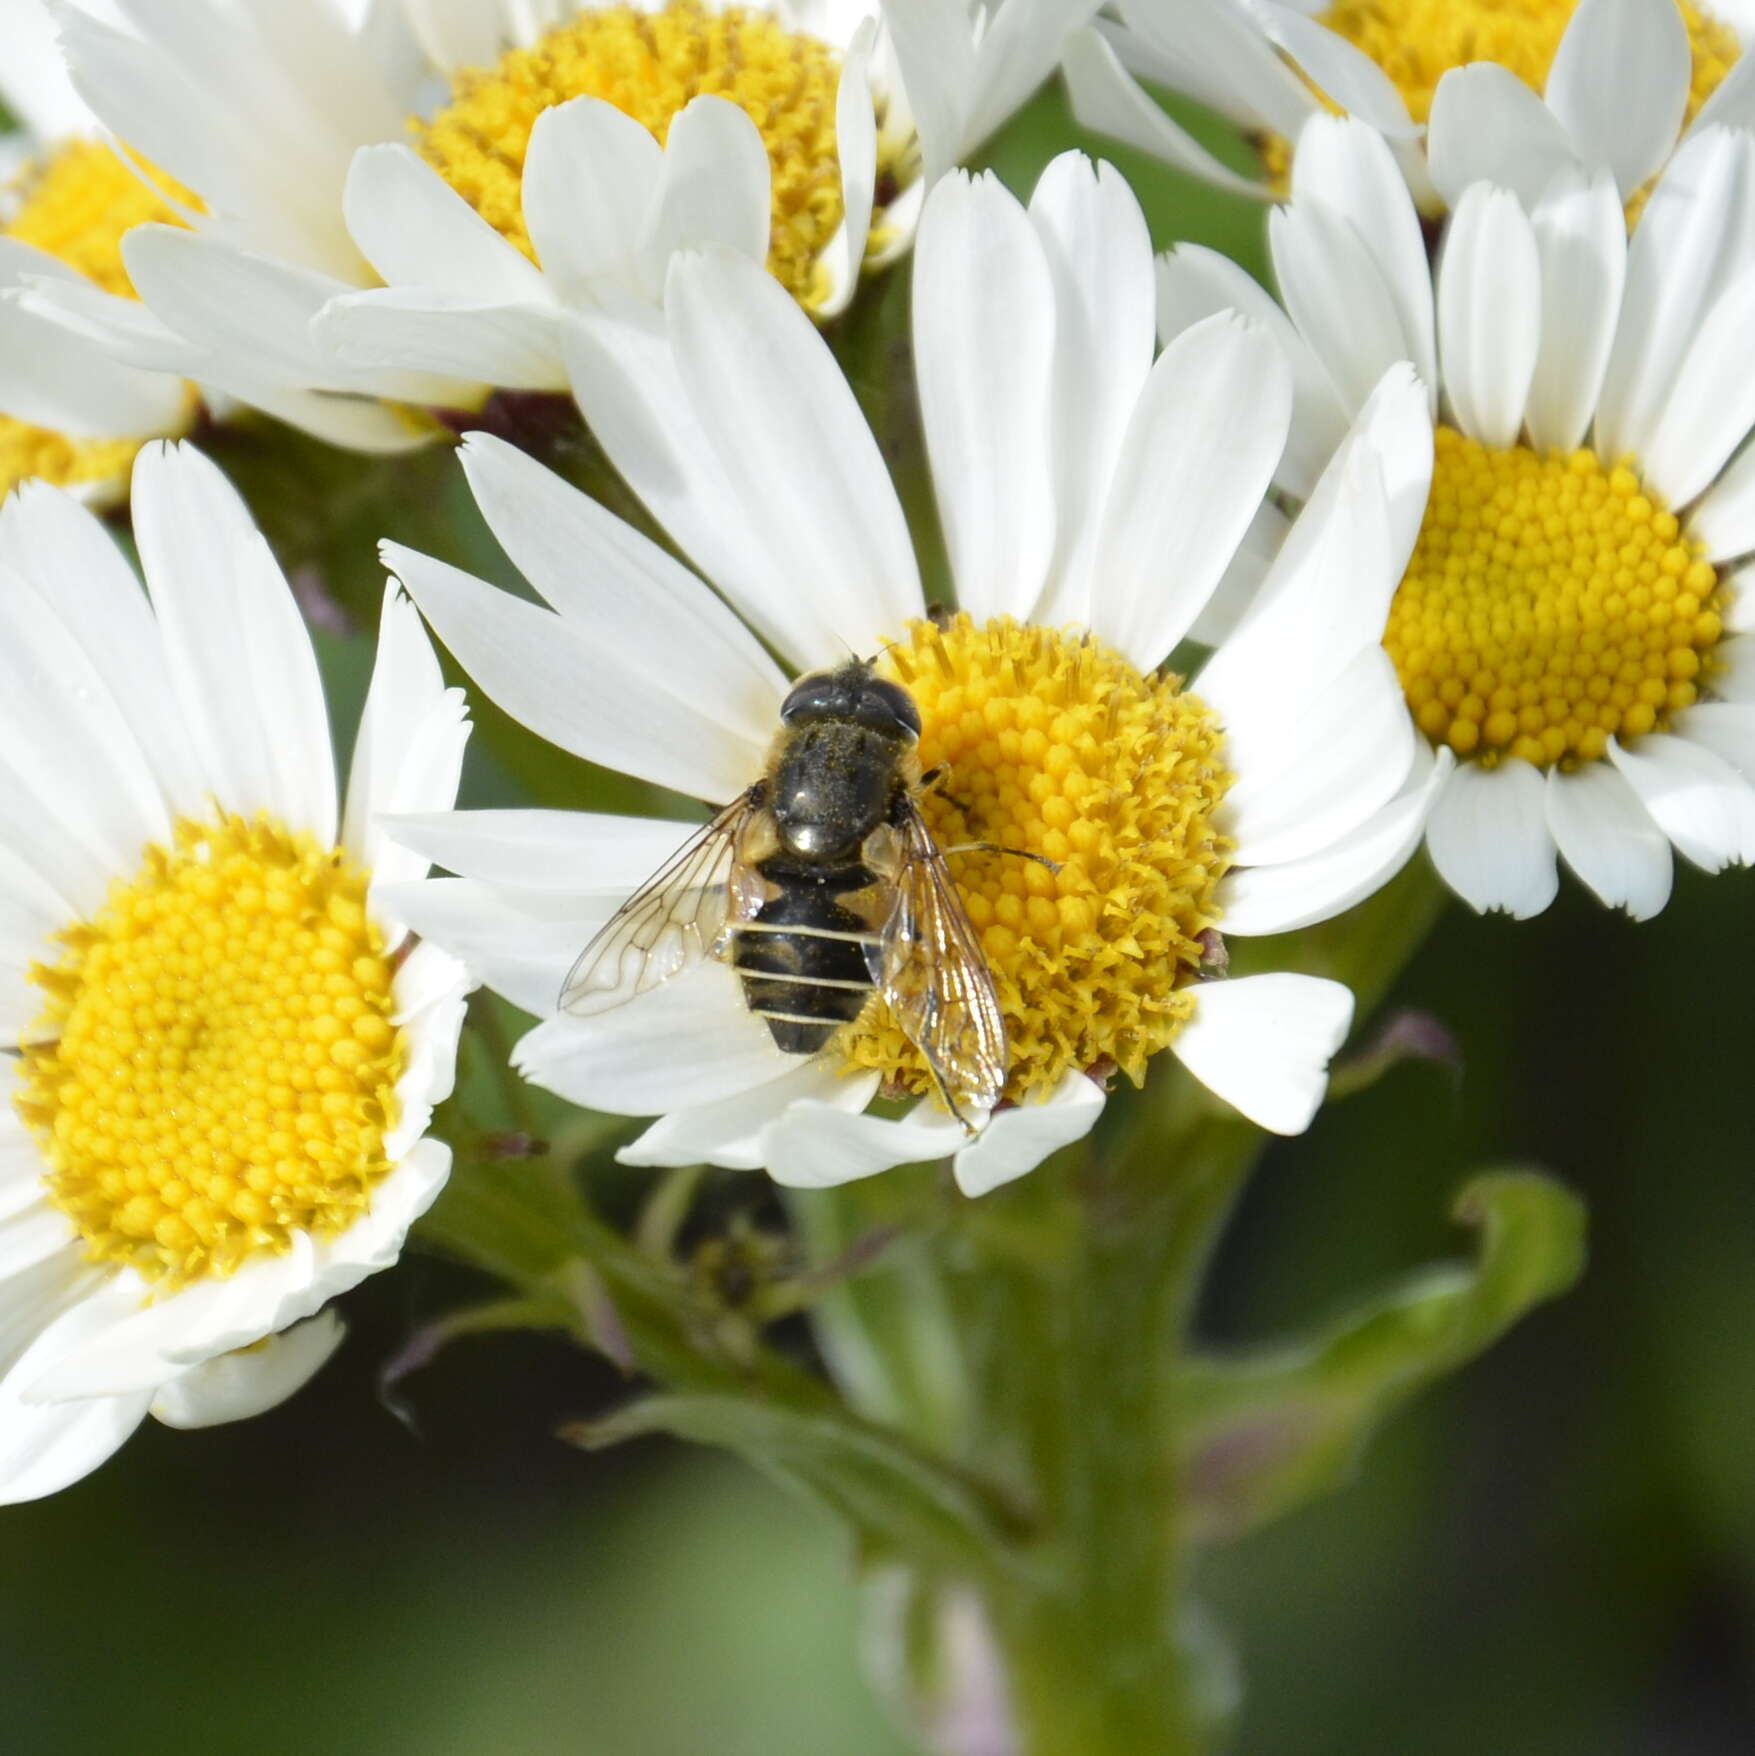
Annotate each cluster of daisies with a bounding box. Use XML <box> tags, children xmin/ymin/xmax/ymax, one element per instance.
<box><xmin>1</xmin><ymin>0</ymin><xmax>1753</xmax><ymax>1500</ymax></box>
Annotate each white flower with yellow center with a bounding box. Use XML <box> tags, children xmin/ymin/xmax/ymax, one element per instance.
<box><xmin>377</xmin><ymin>152</ymin><xmax>1430</xmax><ymax>1195</ymax></box>
<box><xmin>0</xmin><ymin>0</ymin><xmax>196</xmax><ymax>504</ymax></box>
<box><xmin>48</xmin><ymin>0</ymin><xmax>1098</xmax><ymax>411</ymax></box>
<box><xmin>1067</xmin><ymin>0</ymin><xmax>1754</xmax><ymax>212</ymax></box>
<box><xmin>1161</xmin><ymin>113</ymin><xmax>1755</xmax><ymax>917</ymax></box>
<box><xmin>0</xmin><ymin>441</ymin><xmax>473</xmax><ymax>1502</ymax></box>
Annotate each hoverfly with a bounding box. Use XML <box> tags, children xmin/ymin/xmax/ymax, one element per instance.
<box><xmin>559</xmin><ymin>657</ymin><xmax>1008</xmax><ymax>1126</ymax></box>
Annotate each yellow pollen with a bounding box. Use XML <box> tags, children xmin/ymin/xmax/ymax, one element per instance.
<box><xmin>14</xmin><ymin>814</ymin><xmax>406</xmax><ymax>1291</ymax></box>
<box><xmin>417</xmin><ymin>1</ymin><xmax>877</xmax><ymax>308</ymax></box>
<box><xmin>1260</xmin><ymin>0</ymin><xmax>1738</xmax><ymax>192</ymax></box>
<box><xmin>841</xmin><ymin>616</ymin><xmax>1234</xmax><ymax>1105</ymax></box>
<box><xmin>1385</xmin><ymin>427</ymin><xmax>1729</xmax><ymax>768</ymax></box>
<box><xmin>1</xmin><ymin>139</ymin><xmax>195</xmax><ymax>499</ymax></box>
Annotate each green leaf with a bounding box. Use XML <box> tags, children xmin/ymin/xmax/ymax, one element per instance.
<box><xmin>1177</xmin><ymin>1169</ymin><xmax>1587</xmax><ymax>1545</ymax></box>
<box><xmin>567</xmin><ymin>1393</ymin><xmax>1038</xmax><ymax>1583</ymax></box>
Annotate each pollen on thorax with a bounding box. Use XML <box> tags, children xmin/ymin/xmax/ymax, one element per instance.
<box><xmin>417</xmin><ymin>0</ymin><xmax>882</xmax><ymax>308</ymax></box>
<box><xmin>840</xmin><ymin>616</ymin><xmax>1234</xmax><ymax>1106</ymax></box>
<box><xmin>1384</xmin><ymin>427</ymin><xmax>1729</xmax><ymax>768</ymax></box>
<box><xmin>14</xmin><ymin>815</ymin><xmax>406</xmax><ymax>1291</ymax></box>
<box><xmin>1</xmin><ymin>139</ymin><xmax>194</xmax><ymax>498</ymax></box>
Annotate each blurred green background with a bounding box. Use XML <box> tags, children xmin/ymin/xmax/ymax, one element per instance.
<box><xmin>6</xmin><ymin>86</ymin><xmax>1755</xmax><ymax>1756</ymax></box>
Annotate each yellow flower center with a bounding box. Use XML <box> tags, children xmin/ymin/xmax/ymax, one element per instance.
<box><xmin>1319</xmin><ymin>0</ymin><xmax>1736</xmax><ymax>125</ymax></box>
<box><xmin>841</xmin><ymin>616</ymin><xmax>1234</xmax><ymax>1105</ymax></box>
<box><xmin>14</xmin><ymin>815</ymin><xmax>406</xmax><ymax>1290</ymax></box>
<box><xmin>1</xmin><ymin>139</ymin><xmax>194</xmax><ymax>499</ymax></box>
<box><xmin>417</xmin><ymin>0</ymin><xmax>876</xmax><ymax>308</ymax></box>
<box><xmin>1261</xmin><ymin>0</ymin><xmax>1738</xmax><ymax>189</ymax></box>
<box><xmin>1385</xmin><ymin>427</ymin><xmax>1728</xmax><ymax>767</ymax></box>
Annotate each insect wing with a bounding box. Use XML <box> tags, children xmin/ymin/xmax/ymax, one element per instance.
<box><xmin>874</xmin><ymin>806</ymin><xmax>1008</xmax><ymax>1116</ymax></box>
<box><xmin>559</xmin><ymin>791</ymin><xmax>764</xmax><ymax>1016</ymax></box>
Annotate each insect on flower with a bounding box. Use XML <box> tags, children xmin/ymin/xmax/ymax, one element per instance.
<box><xmin>559</xmin><ymin>656</ymin><xmax>1010</xmax><ymax>1127</ymax></box>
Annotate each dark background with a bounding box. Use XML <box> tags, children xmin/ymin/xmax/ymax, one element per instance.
<box><xmin>5</xmin><ymin>88</ymin><xmax>1754</xmax><ymax>1756</ymax></box>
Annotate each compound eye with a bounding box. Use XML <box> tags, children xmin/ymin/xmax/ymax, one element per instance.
<box><xmin>780</xmin><ymin>672</ymin><xmax>845</xmax><ymax>724</ymax></box>
<box><xmin>854</xmin><ymin>677</ymin><xmax>922</xmax><ymax>740</ymax></box>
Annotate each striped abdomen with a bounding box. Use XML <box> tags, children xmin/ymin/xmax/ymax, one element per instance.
<box><xmin>731</xmin><ymin>860</ymin><xmax>880</xmax><ymax>1054</ymax></box>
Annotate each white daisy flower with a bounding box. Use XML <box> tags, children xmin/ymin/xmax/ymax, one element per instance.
<box><xmin>0</xmin><ymin>0</ymin><xmax>196</xmax><ymax>504</ymax></box>
<box><xmin>377</xmin><ymin>151</ymin><xmax>1431</xmax><ymax>1199</ymax></box>
<box><xmin>0</xmin><ymin>440</ymin><xmax>473</xmax><ymax>1502</ymax></box>
<box><xmin>47</xmin><ymin>0</ymin><xmax>1099</xmax><ymax>414</ymax></box>
<box><xmin>1066</xmin><ymin>0</ymin><xmax>1755</xmax><ymax>213</ymax></box>
<box><xmin>1161</xmin><ymin>112</ymin><xmax>1755</xmax><ymax>919</ymax></box>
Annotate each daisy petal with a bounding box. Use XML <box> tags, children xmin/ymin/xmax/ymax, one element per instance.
<box><xmin>913</xmin><ymin>170</ymin><xmax>1056</xmax><ymax>623</ymax></box>
<box><xmin>0</xmin><ymin>295</ymin><xmax>186</xmax><ymax>438</ymax></box>
<box><xmin>813</xmin><ymin>20</ymin><xmax>878</xmax><ymax>320</ymax></box>
<box><xmin>1686</xmin><ymin>435</ymin><xmax>1755</xmax><ymax>562</ymax></box>
<box><xmin>382</xmin><ymin>541</ymin><xmax>764</xmax><ymax>803</ymax></box>
<box><xmin>637</xmin><ymin>96</ymin><xmax>772</xmax><ymax>296</ymax></box>
<box><xmin>1171</xmin><ymin>973</ymin><xmax>1354</xmax><ymax>1136</ymax></box>
<box><xmin>1543</xmin><ymin>759</ymin><xmax>1672</xmax><ymax>919</ymax></box>
<box><xmin>1608</xmin><ymin>732</ymin><xmax>1755</xmax><ymax>870</ymax></box>
<box><xmin>1675</xmin><ymin>701</ymin><xmax>1755</xmax><ymax>781</ymax></box>
<box><xmin>131</xmin><ymin>441</ymin><xmax>337</xmax><ymax>842</ymax></box>
<box><xmin>763</xmin><ymin>1096</ymin><xmax>976</xmax><ymax>1189</ymax></box>
<box><xmin>953</xmin><ymin>1071</ymin><xmax>1105</xmax><ymax>1197</ymax></box>
<box><xmin>664</xmin><ymin>247</ymin><xmax>923</xmax><ymax>658</ymax></box>
<box><xmin>1438</xmin><ymin>184</ymin><xmax>1541</xmax><ymax>449</ymax></box>
<box><xmin>1424</xmin><ymin>757</ymin><xmax>1560</xmax><ymax>916</ymax></box>
<box><xmin>149</xmin><ymin>1310</ymin><xmax>344</xmax><ymax>1430</ymax></box>
<box><xmin>1525</xmin><ymin>166</ymin><xmax>1626</xmax><ymax>453</ymax></box>
<box><xmin>381</xmin><ymin>810</ymin><xmax>700</xmax><ymax>895</ymax></box>
<box><xmin>1087</xmin><ymin>312</ymin><xmax>1291</xmax><ymax>670</ymax></box>
<box><xmin>316</xmin><ymin>288</ymin><xmax>566</xmax><ymax>391</ymax></box>
<box><xmin>1641</xmin><ymin>259</ymin><xmax>1755</xmax><ymax>508</ymax></box>
<box><xmin>523</xmin><ymin>97</ymin><xmax>662</xmax><ymax>300</ymax></box>
<box><xmin>1427</xmin><ymin>64</ymin><xmax>1583</xmax><ymax>210</ymax></box>
<box><xmin>1545</xmin><ymin>0</ymin><xmax>1689</xmax><ymax>200</ymax></box>
<box><xmin>1257</xmin><ymin>1</ymin><xmax>1419</xmax><ymax>137</ymax></box>
<box><xmin>618</xmin><ymin>1063</ymin><xmax>880</xmax><ymax>1170</ymax></box>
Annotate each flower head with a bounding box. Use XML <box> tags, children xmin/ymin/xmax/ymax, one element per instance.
<box><xmin>381</xmin><ymin>153</ymin><xmax>1427</xmax><ymax>1195</ymax></box>
<box><xmin>1160</xmin><ymin>113</ymin><xmax>1755</xmax><ymax>916</ymax></box>
<box><xmin>49</xmin><ymin>0</ymin><xmax>1099</xmax><ymax>414</ymax></box>
<box><xmin>0</xmin><ymin>442</ymin><xmax>472</xmax><ymax>1501</ymax></box>
<box><xmin>1067</xmin><ymin>0</ymin><xmax>1751</xmax><ymax>213</ymax></box>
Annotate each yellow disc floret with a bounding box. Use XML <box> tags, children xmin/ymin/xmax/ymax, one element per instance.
<box><xmin>1385</xmin><ymin>427</ymin><xmax>1728</xmax><ymax>767</ymax></box>
<box><xmin>1</xmin><ymin>139</ymin><xmax>194</xmax><ymax>498</ymax></box>
<box><xmin>841</xmin><ymin>616</ymin><xmax>1234</xmax><ymax>1105</ymax></box>
<box><xmin>417</xmin><ymin>0</ymin><xmax>865</xmax><ymax>307</ymax></box>
<box><xmin>15</xmin><ymin>814</ymin><xmax>405</xmax><ymax>1290</ymax></box>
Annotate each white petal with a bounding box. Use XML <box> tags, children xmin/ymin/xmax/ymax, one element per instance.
<box><xmin>952</xmin><ymin>1071</ymin><xmax>1104</xmax><ymax>1197</ymax></box>
<box><xmin>1546</xmin><ymin>0</ymin><xmax>1689</xmax><ymax>199</ymax></box>
<box><xmin>457</xmin><ymin>431</ymin><xmax>786</xmax><ymax>751</ymax></box>
<box><xmin>346</xmin><ymin>590</ymin><xmax>470</xmax><ymax>903</ymax></box>
<box><xmin>382</xmin><ymin>810</ymin><xmax>700</xmax><ymax>894</ymax></box>
<box><xmin>1596</xmin><ymin>127</ymin><xmax>1755</xmax><ymax>465</ymax></box>
<box><xmin>1641</xmin><ymin>259</ymin><xmax>1755</xmax><ymax>508</ymax></box>
<box><xmin>0</xmin><ymin>0</ymin><xmax>94</xmax><ymax>139</ymax></box>
<box><xmin>513</xmin><ymin>962</ymin><xmax>796</xmax><ymax>1113</ymax></box>
<box><xmin>383</xmin><ymin>541</ymin><xmax>765</xmax><ymax>803</ymax></box>
<box><xmin>1687</xmin><ymin>434</ymin><xmax>1755</xmax><ymax>562</ymax></box>
<box><xmin>1437</xmin><ymin>184</ymin><xmax>1541</xmax><ymax>449</ymax></box>
<box><xmin>637</xmin><ymin>96</ymin><xmax>773</xmax><ymax>297</ymax></box>
<box><xmin>618</xmin><ymin>1063</ymin><xmax>881</xmax><ymax>1170</ymax></box>
<box><xmin>1170</xmin><ymin>973</ymin><xmax>1354</xmax><ymax>1136</ymax></box>
<box><xmin>1116</xmin><ymin>0</ymin><xmax>1318</xmax><ymax>138</ymax></box>
<box><xmin>0</xmin><ymin>292</ymin><xmax>187</xmax><ymax>439</ymax></box>
<box><xmin>1608</xmin><ymin>730</ymin><xmax>1755</xmax><ymax>869</ymax></box>
<box><xmin>813</xmin><ymin>19</ymin><xmax>878</xmax><ymax>320</ymax></box>
<box><xmin>1029</xmin><ymin>152</ymin><xmax>1156</xmax><ymax>623</ymax></box>
<box><xmin>1543</xmin><ymin>759</ymin><xmax>1673</xmax><ymax>918</ymax></box>
<box><xmin>1675</xmin><ymin>701</ymin><xmax>1755</xmax><ymax>779</ymax></box>
<box><xmin>1060</xmin><ymin>26</ymin><xmax>1267</xmax><ymax>199</ymax></box>
<box><xmin>880</xmin><ymin>0</ymin><xmax>977</xmax><ymax>186</ymax></box>
<box><xmin>1424</xmin><ymin>757</ymin><xmax>1560</xmax><ymax>916</ymax></box>
<box><xmin>1087</xmin><ymin>311</ymin><xmax>1291</xmax><ymax>670</ymax></box>
<box><xmin>960</xmin><ymin>0</ymin><xmax>1107</xmax><ymax>153</ymax></box>
<box><xmin>131</xmin><ymin>441</ymin><xmax>337</xmax><ymax>841</ymax></box>
<box><xmin>344</xmin><ymin>144</ymin><xmax>549</xmax><ymax>304</ymax></box>
<box><xmin>1525</xmin><ymin>166</ymin><xmax>1627</xmax><ymax>453</ymax></box>
<box><xmin>522</xmin><ymin>97</ymin><xmax>662</xmax><ymax>301</ymax></box>
<box><xmin>1256</xmin><ymin>1</ymin><xmax>1419</xmax><ymax>137</ymax></box>
<box><xmin>764</xmin><ymin>1095</ymin><xmax>975</xmax><ymax>1188</ymax></box>
<box><xmin>1426</xmin><ymin>64</ymin><xmax>1584</xmax><ymax>210</ymax></box>
<box><xmin>149</xmin><ymin>1310</ymin><xmax>345</xmax><ymax>1430</ymax></box>
<box><xmin>1220</xmin><ymin>747</ymin><xmax>1454</xmax><ymax>935</ymax></box>
<box><xmin>663</xmin><ymin>247</ymin><xmax>922</xmax><ymax>659</ymax></box>
<box><xmin>314</xmin><ymin>288</ymin><xmax>567</xmax><ymax>393</ymax></box>
<box><xmin>913</xmin><ymin>170</ymin><xmax>1056</xmax><ymax>622</ymax></box>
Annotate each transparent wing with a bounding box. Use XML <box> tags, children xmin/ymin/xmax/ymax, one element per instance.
<box><xmin>559</xmin><ymin>789</ymin><xmax>766</xmax><ymax>1017</ymax></box>
<box><xmin>874</xmin><ymin>803</ymin><xmax>1008</xmax><ymax>1121</ymax></box>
